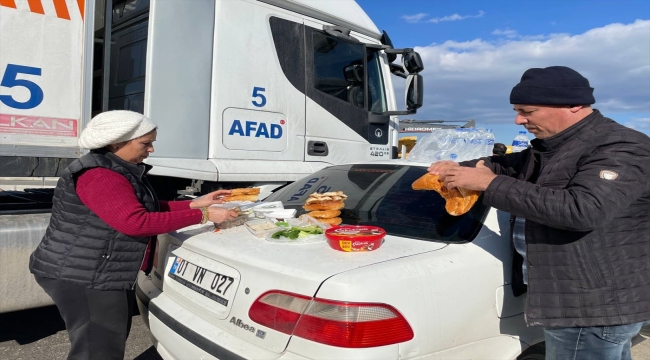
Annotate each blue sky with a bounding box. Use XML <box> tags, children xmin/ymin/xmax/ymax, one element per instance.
<box><xmin>356</xmin><ymin>0</ymin><xmax>650</xmax><ymax>144</ymax></box>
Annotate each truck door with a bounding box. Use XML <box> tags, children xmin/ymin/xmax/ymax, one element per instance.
<box><xmin>303</xmin><ymin>19</ymin><xmax>391</xmax><ymax>163</ymax></box>
<box><xmin>211</xmin><ymin>3</ymin><xmax>305</xmax><ymax>163</ymax></box>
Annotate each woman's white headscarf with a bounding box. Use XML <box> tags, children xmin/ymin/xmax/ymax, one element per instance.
<box><xmin>78</xmin><ymin>110</ymin><xmax>157</xmax><ymax>150</ymax></box>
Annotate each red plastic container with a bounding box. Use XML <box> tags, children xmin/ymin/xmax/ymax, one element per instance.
<box><xmin>325</xmin><ymin>225</ymin><xmax>386</xmax><ymax>252</ymax></box>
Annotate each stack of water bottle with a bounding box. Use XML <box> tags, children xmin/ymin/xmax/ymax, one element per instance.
<box><xmin>407</xmin><ymin>128</ymin><xmax>495</xmax><ymax>163</ymax></box>
<box><xmin>511</xmin><ymin>130</ymin><xmax>530</xmax><ymax>152</ymax></box>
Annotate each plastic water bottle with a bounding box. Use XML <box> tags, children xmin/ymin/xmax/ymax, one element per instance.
<box><xmin>468</xmin><ymin>128</ymin><xmax>484</xmax><ymax>160</ymax></box>
<box><xmin>459</xmin><ymin>128</ymin><xmax>471</xmax><ymax>161</ymax></box>
<box><xmin>511</xmin><ymin>130</ymin><xmax>530</xmax><ymax>153</ymax></box>
<box><xmin>447</xmin><ymin>128</ymin><xmax>466</xmax><ymax>160</ymax></box>
<box><xmin>484</xmin><ymin>129</ymin><xmax>495</xmax><ymax>157</ymax></box>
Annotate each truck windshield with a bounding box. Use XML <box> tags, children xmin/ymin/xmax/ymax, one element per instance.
<box><xmin>265</xmin><ymin>164</ymin><xmax>489</xmax><ymax>243</ymax></box>
<box><xmin>312</xmin><ymin>32</ymin><xmax>387</xmax><ymax>112</ymax></box>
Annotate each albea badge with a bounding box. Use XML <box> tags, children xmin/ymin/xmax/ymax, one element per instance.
<box><xmin>599</xmin><ymin>170</ymin><xmax>619</xmax><ymax>180</ymax></box>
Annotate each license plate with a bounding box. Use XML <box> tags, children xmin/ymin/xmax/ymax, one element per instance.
<box><xmin>168</xmin><ymin>257</ymin><xmax>235</xmax><ymax>307</ymax></box>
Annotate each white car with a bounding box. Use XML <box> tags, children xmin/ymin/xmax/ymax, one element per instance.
<box><xmin>136</xmin><ymin>161</ymin><xmax>545</xmax><ymax>360</ymax></box>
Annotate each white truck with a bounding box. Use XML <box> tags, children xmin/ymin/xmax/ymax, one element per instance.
<box><xmin>0</xmin><ymin>0</ymin><xmax>423</xmax><ymax>313</ymax></box>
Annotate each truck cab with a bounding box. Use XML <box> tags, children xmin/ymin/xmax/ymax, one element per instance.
<box><xmin>94</xmin><ymin>0</ymin><xmax>424</xmax><ymax>196</ymax></box>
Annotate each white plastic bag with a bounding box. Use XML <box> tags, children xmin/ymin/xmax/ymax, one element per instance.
<box><xmin>407</xmin><ymin>129</ymin><xmax>456</xmax><ymax>162</ymax></box>
<box><xmin>407</xmin><ymin>128</ymin><xmax>488</xmax><ymax>163</ymax></box>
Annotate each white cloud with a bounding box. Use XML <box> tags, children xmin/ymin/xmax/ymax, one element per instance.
<box><xmin>429</xmin><ymin>10</ymin><xmax>485</xmax><ymax>23</ymax></box>
<box><xmin>491</xmin><ymin>28</ymin><xmax>559</xmax><ymax>41</ymax></box>
<box><xmin>402</xmin><ymin>13</ymin><xmax>429</xmax><ymax>24</ymax></box>
<box><xmin>394</xmin><ymin>20</ymin><xmax>650</xmax><ymax>135</ymax></box>
<box><xmin>623</xmin><ymin>117</ymin><xmax>650</xmax><ymax>131</ymax></box>
<box><xmin>402</xmin><ymin>10</ymin><xmax>485</xmax><ymax>24</ymax></box>
<box><xmin>492</xmin><ymin>28</ymin><xmax>519</xmax><ymax>38</ymax></box>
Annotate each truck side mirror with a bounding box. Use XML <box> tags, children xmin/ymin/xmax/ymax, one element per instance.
<box><xmin>344</xmin><ymin>63</ymin><xmax>364</xmax><ymax>85</ymax></box>
<box><xmin>380</xmin><ymin>49</ymin><xmax>424</xmax><ymax>116</ymax></box>
<box><xmin>403</xmin><ymin>52</ymin><xmax>424</xmax><ymax>74</ymax></box>
<box><xmin>406</xmin><ymin>74</ymin><xmax>423</xmax><ymax>112</ymax></box>
<box><xmin>384</xmin><ymin>49</ymin><xmax>424</xmax><ymax>76</ymax></box>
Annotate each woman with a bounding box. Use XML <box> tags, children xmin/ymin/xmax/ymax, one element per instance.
<box><xmin>29</xmin><ymin>110</ymin><xmax>239</xmax><ymax>360</ymax></box>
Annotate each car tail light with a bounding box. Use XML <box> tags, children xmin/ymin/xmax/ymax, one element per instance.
<box><xmin>249</xmin><ymin>291</ymin><xmax>414</xmax><ymax>348</ymax></box>
<box><xmin>249</xmin><ymin>290</ymin><xmax>311</xmax><ymax>334</ymax></box>
<box><xmin>294</xmin><ymin>298</ymin><xmax>414</xmax><ymax>348</ymax></box>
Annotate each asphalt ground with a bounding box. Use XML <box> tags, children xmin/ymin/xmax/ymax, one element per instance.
<box><xmin>0</xmin><ymin>306</ymin><xmax>162</xmax><ymax>360</ymax></box>
<box><xmin>0</xmin><ymin>305</ymin><xmax>648</xmax><ymax>360</ymax></box>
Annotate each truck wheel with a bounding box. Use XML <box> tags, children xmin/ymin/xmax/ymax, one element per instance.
<box><xmin>517</xmin><ymin>342</ymin><xmax>545</xmax><ymax>360</ymax></box>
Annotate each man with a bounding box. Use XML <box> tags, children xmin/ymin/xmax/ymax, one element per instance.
<box><xmin>429</xmin><ymin>66</ymin><xmax>650</xmax><ymax>360</ymax></box>
<box><xmin>492</xmin><ymin>142</ymin><xmax>507</xmax><ymax>156</ymax></box>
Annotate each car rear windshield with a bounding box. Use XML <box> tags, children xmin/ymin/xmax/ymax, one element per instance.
<box><xmin>265</xmin><ymin>164</ymin><xmax>489</xmax><ymax>243</ymax></box>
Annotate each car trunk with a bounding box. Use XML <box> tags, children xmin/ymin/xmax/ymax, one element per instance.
<box><xmin>155</xmin><ymin>224</ymin><xmax>447</xmax><ymax>354</ymax></box>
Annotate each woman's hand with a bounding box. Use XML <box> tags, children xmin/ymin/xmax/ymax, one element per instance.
<box><xmin>207</xmin><ymin>207</ymin><xmax>239</xmax><ymax>224</ymax></box>
<box><xmin>190</xmin><ymin>190</ymin><xmax>232</xmax><ymax>209</ymax></box>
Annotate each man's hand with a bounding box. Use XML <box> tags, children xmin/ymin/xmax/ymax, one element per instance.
<box><xmin>428</xmin><ymin>160</ymin><xmax>460</xmax><ymax>175</ymax></box>
<box><xmin>190</xmin><ymin>190</ymin><xmax>232</xmax><ymax>209</ymax></box>
<box><xmin>439</xmin><ymin>160</ymin><xmax>497</xmax><ymax>191</ymax></box>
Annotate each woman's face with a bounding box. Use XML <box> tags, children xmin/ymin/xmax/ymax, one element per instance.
<box><xmin>110</xmin><ymin>129</ymin><xmax>157</xmax><ymax>164</ymax></box>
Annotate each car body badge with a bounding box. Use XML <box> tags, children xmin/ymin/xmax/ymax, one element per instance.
<box><xmin>375</xmin><ymin>128</ymin><xmax>382</xmax><ymax>138</ymax></box>
<box><xmin>599</xmin><ymin>170</ymin><xmax>619</xmax><ymax>180</ymax></box>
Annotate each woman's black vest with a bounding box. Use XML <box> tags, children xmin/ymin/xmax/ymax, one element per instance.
<box><xmin>29</xmin><ymin>149</ymin><xmax>158</xmax><ymax>290</ymax></box>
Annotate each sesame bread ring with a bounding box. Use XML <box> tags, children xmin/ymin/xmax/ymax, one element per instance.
<box><xmin>306</xmin><ymin>196</ymin><xmax>332</xmax><ymax>204</ymax></box>
<box><xmin>303</xmin><ymin>201</ymin><xmax>345</xmax><ymax>211</ymax></box>
<box><xmin>317</xmin><ymin>217</ymin><xmax>342</xmax><ymax>226</ymax></box>
<box><xmin>322</xmin><ymin>191</ymin><xmax>347</xmax><ymax>198</ymax></box>
<box><xmin>308</xmin><ymin>210</ymin><xmax>341</xmax><ymax>218</ymax></box>
<box><xmin>411</xmin><ymin>173</ymin><xmax>480</xmax><ymax>216</ymax></box>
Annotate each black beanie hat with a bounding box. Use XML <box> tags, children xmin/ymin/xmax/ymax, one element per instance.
<box><xmin>509</xmin><ymin>66</ymin><xmax>595</xmax><ymax>105</ymax></box>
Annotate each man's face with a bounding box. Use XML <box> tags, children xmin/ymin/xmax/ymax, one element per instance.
<box><xmin>513</xmin><ymin>105</ymin><xmax>572</xmax><ymax>139</ymax></box>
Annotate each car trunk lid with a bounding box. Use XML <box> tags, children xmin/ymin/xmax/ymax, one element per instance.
<box><xmin>156</xmin><ymin>224</ymin><xmax>446</xmax><ymax>354</ymax></box>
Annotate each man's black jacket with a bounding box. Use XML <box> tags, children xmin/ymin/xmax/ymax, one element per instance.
<box><xmin>464</xmin><ymin>110</ymin><xmax>650</xmax><ymax>327</ymax></box>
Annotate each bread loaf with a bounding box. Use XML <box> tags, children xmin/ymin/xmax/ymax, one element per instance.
<box><xmin>224</xmin><ymin>194</ymin><xmax>258</xmax><ymax>202</ymax></box>
<box><xmin>412</xmin><ymin>173</ymin><xmax>480</xmax><ymax>216</ymax></box>
<box><xmin>220</xmin><ymin>187</ymin><xmax>260</xmax><ymax>202</ymax></box>
<box><xmin>231</xmin><ymin>188</ymin><xmax>260</xmax><ymax>196</ymax></box>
